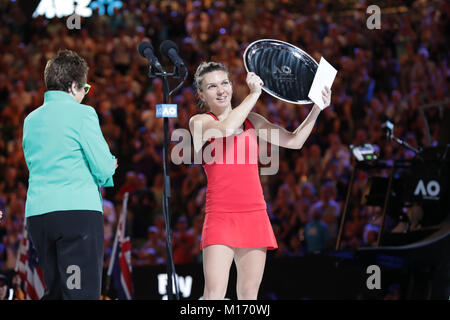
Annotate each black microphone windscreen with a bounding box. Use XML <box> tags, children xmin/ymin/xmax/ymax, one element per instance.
<box><xmin>138</xmin><ymin>42</ymin><xmax>154</xmax><ymax>57</ymax></box>
<box><xmin>160</xmin><ymin>40</ymin><xmax>178</xmax><ymax>57</ymax></box>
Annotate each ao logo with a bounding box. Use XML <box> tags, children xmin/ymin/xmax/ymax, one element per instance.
<box><xmin>414</xmin><ymin>180</ymin><xmax>440</xmax><ymax>198</ymax></box>
<box><xmin>163</xmin><ymin>106</ymin><xmax>176</xmax><ymax>116</ymax></box>
<box><xmin>273</xmin><ymin>65</ymin><xmax>295</xmax><ymax>82</ymax></box>
<box><xmin>156</xmin><ymin>104</ymin><xmax>177</xmax><ymax>118</ymax></box>
<box><xmin>273</xmin><ymin>65</ymin><xmax>292</xmax><ymax>74</ymax></box>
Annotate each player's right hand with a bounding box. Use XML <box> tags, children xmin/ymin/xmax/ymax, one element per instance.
<box><xmin>246</xmin><ymin>72</ymin><xmax>264</xmax><ymax>94</ymax></box>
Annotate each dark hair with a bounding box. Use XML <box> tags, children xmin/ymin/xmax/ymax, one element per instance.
<box><xmin>194</xmin><ymin>61</ymin><xmax>229</xmax><ymax>111</ymax></box>
<box><xmin>44</xmin><ymin>49</ymin><xmax>89</xmax><ymax>92</ymax></box>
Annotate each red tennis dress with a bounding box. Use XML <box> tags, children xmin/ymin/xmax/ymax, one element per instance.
<box><xmin>200</xmin><ymin>112</ymin><xmax>278</xmax><ymax>250</ymax></box>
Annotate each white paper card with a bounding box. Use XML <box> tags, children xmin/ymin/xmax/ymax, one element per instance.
<box><xmin>308</xmin><ymin>57</ymin><xmax>337</xmax><ymax>110</ymax></box>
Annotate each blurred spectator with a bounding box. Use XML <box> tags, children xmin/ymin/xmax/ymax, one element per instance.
<box><xmin>391</xmin><ymin>203</ymin><xmax>424</xmax><ymax>233</ymax></box>
<box><xmin>0</xmin><ymin>273</ymin><xmax>9</xmax><ymax>300</ymax></box>
<box><xmin>362</xmin><ymin>206</ymin><xmax>382</xmax><ymax>247</ymax></box>
<box><xmin>340</xmin><ymin>205</ymin><xmax>365</xmax><ymax>250</ymax></box>
<box><xmin>321</xmin><ymin>133</ymin><xmax>351</xmax><ymax>182</ymax></box>
<box><xmin>136</xmin><ymin>226</ymin><xmax>165</xmax><ymax>265</ymax></box>
<box><xmin>151</xmin><ymin>173</ymin><xmax>164</xmax><ymax>212</ymax></box>
<box><xmin>287</xmin><ymin>229</ymin><xmax>305</xmax><ymax>257</ymax></box>
<box><xmin>190</xmin><ymin>215</ymin><xmax>204</xmax><ymax>263</ymax></box>
<box><xmin>128</xmin><ymin>185</ymin><xmax>157</xmax><ymax>239</ymax></box>
<box><xmin>115</xmin><ymin>171</ymin><xmax>138</xmax><ymax>202</ymax></box>
<box><xmin>172</xmin><ymin>216</ymin><xmax>195</xmax><ymax>265</ymax></box>
<box><xmin>269</xmin><ymin>224</ymin><xmax>290</xmax><ymax>259</ymax></box>
<box><xmin>304</xmin><ymin>207</ymin><xmax>332</xmax><ymax>254</ymax></box>
<box><xmin>308</xmin><ymin>182</ymin><xmax>341</xmax><ymax>243</ymax></box>
<box><xmin>11</xmin><ymin>272</ymin><xmax>25</xmax><ymax>300</ymax></box>
<box><xmin>383</xmin><ymin>283</ymin><xmax>403</xmax><ymax>300</ymax></box>
<box><xmin>101</xmin><ymin>187</ymin><xmax>117</xmax><ymax>244</ymax></box>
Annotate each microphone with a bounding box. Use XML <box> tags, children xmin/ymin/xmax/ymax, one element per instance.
<box><xmin>381</xmin><ymin>119</ymin><xmax>394</xmax><ymax>140</ymax></box>
<box><xmin>138</xmin><ymin>41</ymin><xmax>163</xmax><ymax>72</ymax></box>
<box><xmin>159</xmin><ymin>40</ymin><xmax>186</xmax><ymax>71</ymax></box>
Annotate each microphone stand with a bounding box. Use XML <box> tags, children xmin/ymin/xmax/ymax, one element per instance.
<box><xmin>382</xmin><ymin>120</ymin><xmax>420</xmax><ymax>154</ymax></box>
<box><xmin>386</xmin><ymin>130</ymin><xmax>421</xmax><ymax>154</ymax></box>
<box><xmin>147</xmin><ymin>65</ymin><xmax>187</xmax><ymax>300</ymax></box>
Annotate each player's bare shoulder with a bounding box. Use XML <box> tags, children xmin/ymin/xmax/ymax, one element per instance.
<box><xmin>189</xmin><ymin>113</ymin><xmax>212</xmax><ymax>134</ymax></box>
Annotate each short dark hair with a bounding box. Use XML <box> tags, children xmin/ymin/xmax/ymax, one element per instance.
<box><xmin>44</xmin><ymin>49</ymin><xmax>89</xmax><ymax>92</ymax></box>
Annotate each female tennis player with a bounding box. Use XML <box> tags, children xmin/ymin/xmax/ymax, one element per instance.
<box><xmin>189</xmin><ymin>61</ymin><xmax>331</xmax><ymax>300</ymax></box>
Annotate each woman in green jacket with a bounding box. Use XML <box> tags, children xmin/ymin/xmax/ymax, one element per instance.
<box><xmin>22</xmin><ymin>50</ymin><xmax>117</xmax><ymax>300</ymax></box>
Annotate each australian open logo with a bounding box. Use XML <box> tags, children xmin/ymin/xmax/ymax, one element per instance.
<box><xmin>414</xmin><ymin>179</ymin><xmax>440</xmax><ymax>200</ymax></box>
<box><xmin>273</xmin><ymin>65</ymin><xmax>296</xmax><ymax>82</ymax></box>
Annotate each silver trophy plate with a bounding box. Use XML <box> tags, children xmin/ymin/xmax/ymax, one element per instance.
<box><xmin>243</xmin><ymin>39</ymin><xmax>319</xmax><ymax>104</ymax></box>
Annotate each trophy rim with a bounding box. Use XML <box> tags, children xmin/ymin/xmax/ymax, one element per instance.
<box><xmin>243</xmin><ymin>38</ymin><xmax>319</xmax><ymax>105</ymax></box>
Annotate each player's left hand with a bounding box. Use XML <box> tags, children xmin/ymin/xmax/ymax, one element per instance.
<box><xmin>322</xmin><ymin>86</ymin><xmax>331</xmax><ymax>109</ymax></box>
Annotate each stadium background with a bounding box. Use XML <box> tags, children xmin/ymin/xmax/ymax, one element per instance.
<box><xmin>0</xmin><ymin>0</ymin><xmax>449</xmax><ymax>299</ymax></box>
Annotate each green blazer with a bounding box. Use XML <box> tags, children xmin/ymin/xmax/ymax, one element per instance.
<box><xmin>22</xmin><ymin>91</ymin><xmax>116</xmax><ymax>218</ymax></box>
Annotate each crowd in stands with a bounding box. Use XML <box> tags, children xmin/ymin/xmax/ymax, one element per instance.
<box><xmin>0</xmin><ymin>0</ymin><xmax>448</xmax><ymax>289</ymax></box>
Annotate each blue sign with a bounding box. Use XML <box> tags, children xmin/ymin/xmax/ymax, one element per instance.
<box><xmin>156</xmin><ymin>104</ymin><xmax>178</xmax><ymax>118</ymax></box>
<box><xmin>90</xmin><ymin>0</ymin><xmax>123</xmax><ymax>16</ymax></box>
